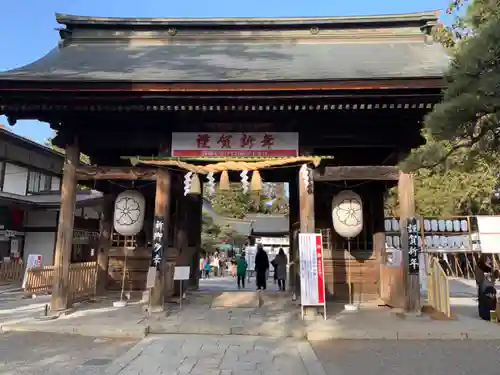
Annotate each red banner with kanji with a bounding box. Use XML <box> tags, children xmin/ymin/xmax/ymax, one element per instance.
<box><xmin>171</xmin><ymin>132</ymin><xmax>298</xmax><ymax>157</ymax></box>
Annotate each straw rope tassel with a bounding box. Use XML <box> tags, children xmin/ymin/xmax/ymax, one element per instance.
<box><xmin>219</xmin><ymin>171</ymin><xmax>230</xmax><ymax>191</ymax></box>
<box><xmin>250</xmin><ymin>170</ymin><xmax>262</xmax><ymax>192</ymax></box>
<box><xmin>189</xmin><ymin>173</ymin><xmax>201</xmax><ymax>195</ymax></box>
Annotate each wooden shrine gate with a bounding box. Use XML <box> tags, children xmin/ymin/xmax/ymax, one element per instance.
<box><xmin>0</xmin><ymin>11</ymin><xmax>448</xmax><ymax>312</ymax></box>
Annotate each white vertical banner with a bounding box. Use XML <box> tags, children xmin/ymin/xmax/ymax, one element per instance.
<box><xmin>299</xmin><ymin>233</ymin><xmax>326</xmax><ymax>319</ymax></box>
<box><xmin>22</xmin><ymin>254</ymin><xmax>42</xmax><ymax>289</ymax></box>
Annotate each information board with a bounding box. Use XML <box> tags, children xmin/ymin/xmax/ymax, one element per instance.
<box><xmin>174</xmin><ymin>266</ymin><xmax>191</xmax><ymax>281</ymax></box>
<box><xmin>476</xmin><ymin>216</ymin><xmax>500</xmax><ymax>254</ymax></box>
<box><xmin>299</xmin><ymin>233</ymin><xmax>326</xmax><ymax>315</ymax></box>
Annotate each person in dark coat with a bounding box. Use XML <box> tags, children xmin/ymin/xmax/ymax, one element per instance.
<box><xmin>272</xmin><ymin>248</ymin><xmax>288</xmax><ymax>291</ymax></box>
<box><xmin>255</xmin><ymin>244</ymin><xmax>269</xmax><ymax>290</ymax></box>
<box><xmin>478</xmin><ymin>270</ymin><xmax>498</xmax><ymax>321</ymax></box>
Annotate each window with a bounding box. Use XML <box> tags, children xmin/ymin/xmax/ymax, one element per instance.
<box><xmin>27</xmin><ymin>171</ymin><xmax>52</xmax><ymax>194</ymax></box>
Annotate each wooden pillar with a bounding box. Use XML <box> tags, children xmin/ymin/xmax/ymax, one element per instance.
<box><xmin>173</xmin><ymin>193</ymin><xmax>189</xmax><ymax>295</ymax></box>
<box><xmin>96</xmin><ymin>195</ymin><xmax>114</xmax><ymax>295</ymax></box>
<box><xmin>150</xmin><ymin>168</ymin><xmax>171</xmax><ymax>311</ymax></box>
<box><xmin>189</xmin><ymin>193</ymin><xmax>202</xmax><ymax>289</ymax></box>
<box><xmin>288</xmin><ymin>175</ymin><xmax>300</xmax><ymax>291</ymax></box>
<box><xmin>398</xmin><ymin>172</ymin><xmax>420</xmax><ymax>312</ymax></box>
<box><xmin>51</xmin><ymin>141</ymin><xmax>79</xmax><ymax>311</ymax></box>
<box><xmin>371</xmin><ymin>186</ymin><xmax>386</xmax><ymax>298</ymax></box>
<box><xmin>299</xmin><ymin>165</ymin><xmax>315</xmax><ymax>232</ymax></box>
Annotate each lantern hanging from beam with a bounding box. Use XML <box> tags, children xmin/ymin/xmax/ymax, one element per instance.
<box><xmin>332</xmin><ymin>189</ymin><xmax>363</xmax><ymax>310</ymax></box>
<box><xmin>331</xmin><ymin>190</ymin><xmax>363</xmax><ymax>239</ymax></box>
<box><xmin>113</xmin><ymin>190</ymin><xmax>146</xmax><ymax>236</ymax></box>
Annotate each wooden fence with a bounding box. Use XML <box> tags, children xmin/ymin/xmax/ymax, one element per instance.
<box><xmin>0</xmin><ymin>262</ymin><xmax>24</xmax><ymax>283</ymax></box>
<box><xmin>24</xmin><ymin>261</ymin><xmax>98</xmax><ymax>303</ymax></box>
<box><xmin>427</xmin><ymin>257</ymin><xmax>451</xmax><ymax>318</ymax></box>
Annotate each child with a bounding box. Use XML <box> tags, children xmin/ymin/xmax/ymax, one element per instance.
<box><xmin>204</xmin><ymin>261</ymin><xmax>211</xmax><ymax>279</ymax></box>
<box><xmin>236</xmin><ymin>254</ymin><xmax>248</xmax><ymax>289</ymax></box>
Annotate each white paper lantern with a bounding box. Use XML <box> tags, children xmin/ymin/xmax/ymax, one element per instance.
<box><xmin>384</xmin><ymin>219</ymin><xmax>392</xmax><ymax>232</ymax></box>
<box><xmin>424</xmin><ymin>219</ymin><xmax>431</xmax><ymax>232</ymax></box>
<box><xmin>445</xmin><ymin>220</ymin><xmax>453</xmax><ymax>232</ymax></box>
<box><xmin>331</xmin><ymin>190</ymin><xmax>363</xmax><ymax>239</ymax></box>
<box><xmin>392</xmin><ymin>218</ymin><xmax>400</xmax><ymax>231</ymax></box>
<box><xmin>113</xmin><ymin>190</ymin><xmax>146</xmax><ymax>236</ymax></box>
<box><xmin>438</xmin><ymin>219</ymin><xmax>446</xmax><ymax>231</ymax></box>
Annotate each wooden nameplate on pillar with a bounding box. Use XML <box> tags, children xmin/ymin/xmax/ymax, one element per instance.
<box><xmin>150</xmin><ymin>168</ymin><xmax>172</xmax><ymax>312</ymax></box>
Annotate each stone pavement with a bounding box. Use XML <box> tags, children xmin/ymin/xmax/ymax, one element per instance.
<box><xmin>2</xmin><ymin>276</ymin><xmax>500</xmax><ymax>341</ymax></box>
<box><xmin>312</xmin><ymin>339</ymin><xmax>500</xmax><ymax>375</ymax></box>
<box><xmin>0</xmin><ymin>288</ymin><xmax>52</xmax><ymax>326</ymax></box>
<box><xmin>104</xmin><ymin>334</ymin><xmax>326</xmax><ymax>375</ymax></box>
<box><xmin>306</xmin><ymin>304</ymin><xmax>500</xmax><ymax>340</ymax></box>
<box><xmin>0</xmin><ymin>332</ymin><xmax>137</xmax><ymax>375</ymax></box>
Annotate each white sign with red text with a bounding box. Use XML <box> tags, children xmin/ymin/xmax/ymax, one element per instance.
<box><xmin>171</xmin><ymin>132</ymin><xmax>298</xmax><ymax>157</ymax></box>
<box><xmin>22</xmin><ymin>254</ymin><xmax>42</xmax><ymax>289</ymax></box>
<box><xmin>299</xmin><ymin>233</ymin><xmax>326</xmax><ymax>311</ymax></box>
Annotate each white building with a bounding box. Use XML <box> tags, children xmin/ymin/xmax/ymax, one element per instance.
<box><xmin>0</xmin><ymin>126</ymin><xmax>102</xmax><ymax>266</ymax></box>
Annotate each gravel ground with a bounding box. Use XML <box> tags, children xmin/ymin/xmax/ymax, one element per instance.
<box><xmin>312</xmin><ymin>340</ymin><xmax>500</xmax><ymax>375</ymax></box>
<box><xmin>0</xmin><ymin>332</ymin><xmax>137</xmax><ymax>375</ymax></box>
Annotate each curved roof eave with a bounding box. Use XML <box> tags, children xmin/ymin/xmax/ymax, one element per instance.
<box><xmin>55</xmin><ymin>10</ymin><xmax>441</xmax><ymax>28</ymax></box>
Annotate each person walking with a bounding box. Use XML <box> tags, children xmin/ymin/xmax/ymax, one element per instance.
<box><xmin>271</xmin><ymin>257</ymin><xmax>278</xmax><ymax>284</ymax></box>
<box><xmin>236</xmin><ymin>253</ymin><xmax>248</xmax><ymax>289</ymax></box>
<box><xmin>231</xmin><ymin>258</ymin><xmax>237</xmax><ymax>278</ymax></box>
<box><xmin>204</xmin><ymin>259</ymin><xmax>211</xmax><ymax>279</ymax></box>
<box><xmin>272</xmin><ymin>248</ymin><xmax>288</xmax><ymax>291</ymax></box>
<box><xmin>212</xmin><ymin>254</ymin><xmax>220</xmax><ymax>277</ymax></box>
<box><xmin>199</xmin><ymin>255</ymin><xmax>205</xmax><ymax>280</ymax></box>
<box><xmin>254</xmin><ymin>245</ymin><xmax>269</xmax><ymax>290</ymax></box>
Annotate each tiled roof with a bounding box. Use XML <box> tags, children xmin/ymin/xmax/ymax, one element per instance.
<box><xmin>0</xmin><ymin>11</ymin><xmax>449</xmax><ymax>83</ymax></box>
<box><xmin>246</xmin><ymin>214</ymin><xmax>289</xmax><ymax>235</ymax></box>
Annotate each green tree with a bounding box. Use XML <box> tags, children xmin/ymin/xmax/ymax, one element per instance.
<box><xmin>404</xmin><ymin>0</ymin><xmax>500</xmax><ymax>170</ymax></box>
<box><xmin>387</xmin><ymin>1</ymin><xmax>500</xmax><ymax>217</ymax></box>
<box><xmin>205</xmin><ymin>183</ymin><xmax>288</xmax><ymax>219</ymax></box>
<box><xmin>201</xmin><ymin>213</ymin><xmax>248</xmax><ymax>253</ymax></box>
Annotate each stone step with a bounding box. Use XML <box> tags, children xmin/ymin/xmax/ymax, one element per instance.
<box><xmin>210</xmin><ymin>291</ymin><xmax>294</xmax><ymax>308</ymax></box>
<box><xmin>211</xmin><ymin>291</ymin><xmax>260</xmax><ymax>308</ymax></box>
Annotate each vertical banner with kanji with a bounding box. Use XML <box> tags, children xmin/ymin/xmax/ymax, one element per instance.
<box><xmin>151</xmin><ymin>216</ymin><xmax>165</xmax><ymax>269</ymax></box>
<box><xmin>299</xmin><ymin>233</ymin><xmax>326</xmax><ymax>306</ymax></box>
<box><xmin>406</xmin><ymin>217</ymin><xmax>420</xmax><ymax>274</ymax></box>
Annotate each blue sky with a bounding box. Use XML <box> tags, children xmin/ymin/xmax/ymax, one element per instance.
<box><xmin>0</xmin><ymin>0</ymin><xmax>450</xmax><ymax>144</ymax></box>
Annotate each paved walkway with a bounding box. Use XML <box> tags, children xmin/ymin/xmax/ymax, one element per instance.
<box><xmin>312</xmin><ymin>339</ymin><xmax>500</xmax><ymax>375</ymax></box>
<box><xmin>105</xmin><ymin>334</ymin><xmax>325</xmax><ymax>375</ymax></box>
<box><xmin>2</xmin><ymin>276</ymin><xmax>500</xmax><ymax>341</ymax></box>
<box><xmin>0</xmin><ymin>332</ymin><xmax>136</xmax><ymax>375</ymax></box>
<box><xmin>0</xmin><ymin>289</ymin><xmax>50</xmax><ymax>325</ymax></box>
<box><xmin>198</xmin><ymin>275</ymin><xmax>282</xmax><ymax>292</ymax></box>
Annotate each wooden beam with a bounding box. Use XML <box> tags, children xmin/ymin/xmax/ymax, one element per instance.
<box><xmin>75</xmin><ymin>166</ymin><xmax>157</xmax><ymax>180</ymax></box>
<box><xmin>0</xmin><ymin>77</ymin><xmax>444</xmax><ymax>92</ymax></box>
<box><xmin>313</xmin><ymin>166</ymin><xmax>399</xmax><ymax>181</ymax></box>
<box><xmin>51</xmin><ymin>141</ymin><xmax>79</xmax><ymax>312</ymax></box>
